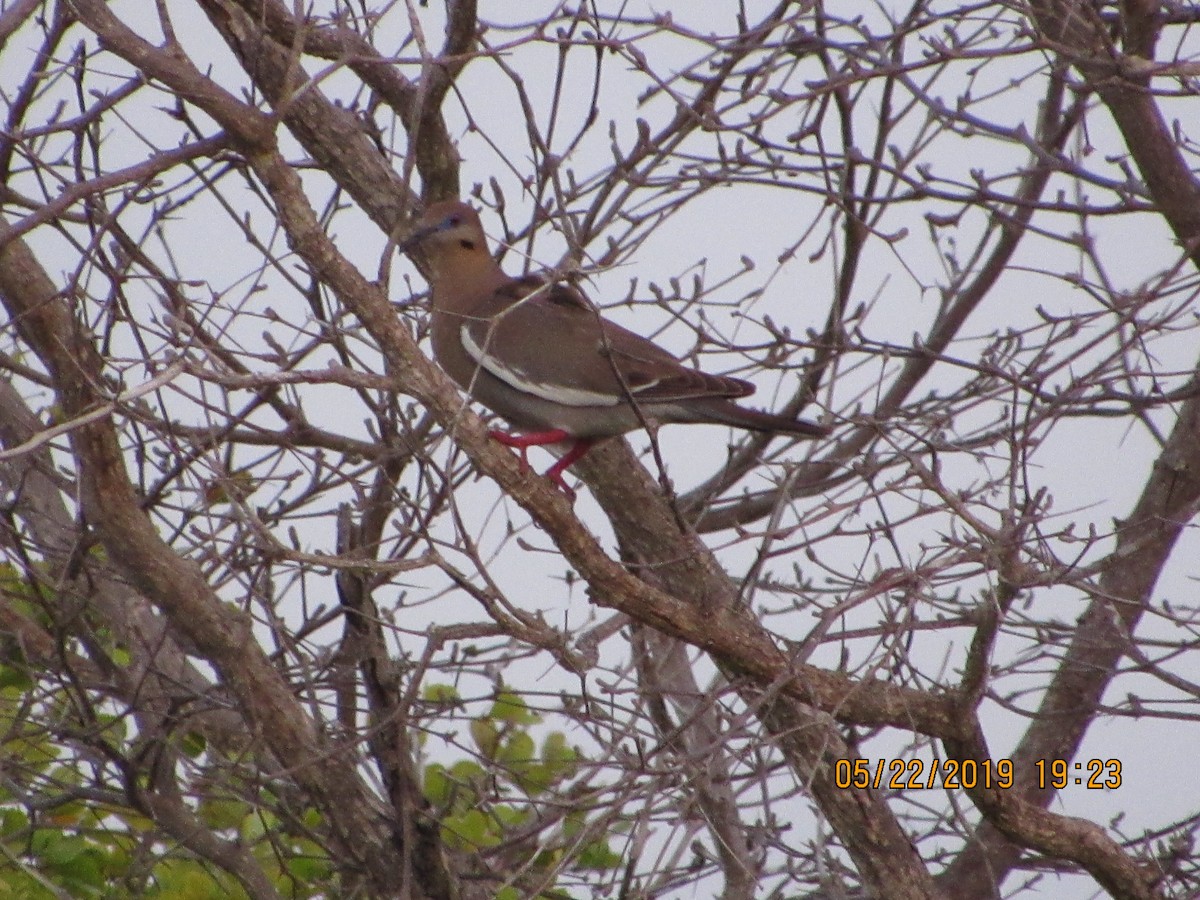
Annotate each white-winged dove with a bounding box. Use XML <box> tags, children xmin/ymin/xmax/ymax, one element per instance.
<box><xmin>400</xmin><ymin>199</ymin><xmax>829</xmax><ymax>495</ymax></box>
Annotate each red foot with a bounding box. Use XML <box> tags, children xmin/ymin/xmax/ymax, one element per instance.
<box><xmin>488</xmin><ymin>428</ymin><xmax>569</xmax><ymax>472</ymax></box>
<box><xmin>543</xmin><ymin>439</ymin><xmax>595</xmax><ymax>499</ymax></box>
<box><xmin>487</xmin><ymin>430</ymin><xmax>594</xmax><ymax>498</ymax></box>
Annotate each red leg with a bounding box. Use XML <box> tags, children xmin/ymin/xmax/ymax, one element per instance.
<box><xmin>488</xmin><ymin>428</ymin><xmax>570</xmax><ymax>472</ymax></box>
<box><xmin>486</xmin><ymin>429</ymin><xmax>593</xmax><ymax>498</ymax></box>
<box><xmin>542</xmin><ymin>438</ymin><xmax>595</xmax><ymax>498</ymax></box>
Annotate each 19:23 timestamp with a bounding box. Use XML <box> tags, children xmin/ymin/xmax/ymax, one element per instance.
<box><xmin>834</xmin><ymin>758</ymin><xmax>1122</xmax><ymax>790</ymax></box>
<box><xmin>1035</xmin><ymin>758</ymin><xmax>1122</xmax><ymax>789</ymax></box>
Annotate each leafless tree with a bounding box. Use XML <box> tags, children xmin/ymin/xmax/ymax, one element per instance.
<box><xmin>2</xmin><ymin>1</ymin><xmax>1199</xmax><ymax>897</ymax></box>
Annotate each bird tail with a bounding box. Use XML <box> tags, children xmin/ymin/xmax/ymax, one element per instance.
<box><xmin>691</xmin><ymin>399</ymin><xmax>830</xmax><ymax>438</ymax></box>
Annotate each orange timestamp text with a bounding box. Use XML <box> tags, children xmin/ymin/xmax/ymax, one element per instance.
<box><xmin>834</xmin><ymin>758</ymin><xmax>1123</xmax><ymax>791</ymax></box>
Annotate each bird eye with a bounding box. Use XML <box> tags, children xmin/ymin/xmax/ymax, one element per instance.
<box><xmin>446</xmin><ymin>215</ymin><xmax>460</xmax><ymax>227</ymax></box>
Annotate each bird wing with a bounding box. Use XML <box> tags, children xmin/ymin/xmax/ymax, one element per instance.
<box><xmin>460</xmin><ymin>275</ymin><xmax>755</xmax><ymax>407</ymax></box>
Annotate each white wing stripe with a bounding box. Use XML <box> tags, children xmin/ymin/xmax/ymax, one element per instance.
<box><xmin>461</xmin><ymin>325</ymin><xmax>629</xmax><ymax>407</ymax></box>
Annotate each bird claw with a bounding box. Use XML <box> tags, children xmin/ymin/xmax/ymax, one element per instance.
<box><xmin>542</xmin><ymin>457</ymin><xmax>579</xmax><ymax>501</ymax></box>
<box><xmin>486</xmin><ymin>429</ymin><xmax>588</xmax><ymax>499</ymax></box>
<box><xmin>545</xmin><ymin>470</ymin><xmax>577</xmax><ymax>502</ymax></box>
<box><xmin>541</xmin><ymin>439</ymin><xmax>593</xmax><ymax>501</ymax></box>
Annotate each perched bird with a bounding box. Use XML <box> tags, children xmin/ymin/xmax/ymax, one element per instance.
<box><xmin>400</xmin><ymin>199</ymin><xmax>828</xmax><ymax>495</ymax></box>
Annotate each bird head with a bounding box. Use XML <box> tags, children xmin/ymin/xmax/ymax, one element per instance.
<box><xmin>398</xmin><ymin>200</ymin><xmax>486</xmax><ymax>258</ymax></box>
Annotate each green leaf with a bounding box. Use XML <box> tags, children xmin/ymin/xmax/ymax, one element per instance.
<box><xmin>199</xmin><ymin>797</ymin><xmax>247</xmax><ymax>831</ymax></box>
<box><xmin>424</xmin><ymin>764</ymin><xmax>451</xmax><ymax>806</ymax></box>
<box><xmin>286</xmin><ymin>851</ymin><xmax>331</xmax><ymax>883</ymax></box>
<box><xmin>422</xmin><ymin>683</ymin><xmax>461</xmax><ymax>705</ymax></box>
<box><xmin>241</xmin><ymin>809</ymin><xmax>277</xmax><ymax>843</ymax></box>
<box><xmin>151</xmin><ymin>862</ymin><xmax>227</xmax><ymax>898</ymax></box>
<box><xmin>541</xmin><ymin>732</ymin><xmax>579</xmax><ymax>777</ymax></box>
<box><xmin>35</xmin><ymin>832</ymin><xmax>87</xmax><ymax>865</ymax></box>
<box><xmin>0</xmin><ymin>665</ymin><xmax>33</xmax><ymax>691</ymax></box>
<box><xmin>491</xmin><ymin>691</ymin><xmax>539</xmax><ymax>726</ymax></box>
<box><xmin>448</xmin><ymin>759</ymin><xmax>486</xmax><ymax>787</ymax></box>
<box><xmin>447</xmin><ymin>808</ymin><xmax>500</xmax><ymax>849</ymax></box>
<box><xmin>578</xmin><ymin>839</ymin><xmax>623</xmax><ymax>870</ymax></box>
<box><xmin>426</xmin><ymin>760</ymin><xmax>485</xmax><ymax>810</ymax></box>
<box><xmin>0</xmin><ymin>807</ymin><xmax>28</xmax><ymax>837</ymax></box>
<box><xmin>469</xmin><ymin>718</ymin><xmax>500</xmax><ymax>759</ymax></box>
<box><xmin>49</xmin><ymin>847</ymin><xmax>105</xmax><ymax>891</ymax></box>
<box><xmin>492</xmin><ymin>804</ymin><xmax>530</xmax><ymax>830</ymax></box>
<box><xmin>499</xmin><ymin>731</ymin><xmax>542</xmax><ymax>792</ymax></box>
<box><xmin>516</xmin><ymin>762</ymin><xmax>554</xmax><ymax>796</ymax></box>
<box><xmin>498</xmin><ymin>730</ymin><xmax>535</xmax><ymax>771</ymax></box>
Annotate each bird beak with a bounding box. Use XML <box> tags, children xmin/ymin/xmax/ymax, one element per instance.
<box><xmin>395</xmin><ymin>221</ymin><xmax>439</xmax><ymax>254</ymax></box>
<box><xmin>396</xmin><ymin>213</ymin><xmax>459</xmax><ymax>254</ymax></box>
